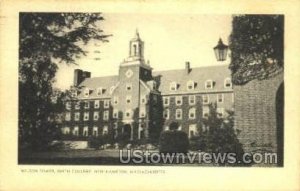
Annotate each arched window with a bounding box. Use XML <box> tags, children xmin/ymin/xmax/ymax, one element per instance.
<box><xmin>133</xmin><ymin>44</ymin><xmax>137</xmax><ymax>56</ymax></box>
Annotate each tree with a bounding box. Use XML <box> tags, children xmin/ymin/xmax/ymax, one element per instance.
<box><xmin>195</xmin><ymin>104</ymin><xmax>244</xmax><ymax>165</ymax></box>
<box><xmin>229</xmin><ymin>15</ymin><xmax>284</xmax><ymax>85</ymax></box>
<box><xmin>19</xmin><ymin>13</ymin><xmax>110</xmax><ymax>150</ymax></box>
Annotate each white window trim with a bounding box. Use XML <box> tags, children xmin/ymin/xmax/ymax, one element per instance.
<box><xmin>84</xmin><ymin>101</ymin><xmax>90</xmax><ymax>109</ymax></box>
<box><xmin>75</xmin><ymin>101</ymin><xmax>80</xmax><ymax>110</ymax></box>
<box><xmin>187</xmin><ymin>80</ymin><xmax>195</xmax><ymax>90</ymax></box>
<box><xmin>103</xmin><ymin>111</ymin><xmax>109</xmax><ymax>120</ymax></box>
<box><xmin>176</xmin><ymin>109</ymin><xmax>182</xmax><ymax>120</ymax></box>
<box><xmin>97</xmin><ymin>87</ymin><xmax>103</xmax><ymax>96</ymax></box>
<box><xmin>93</xmin><ymin>112</ymin><xmax>99</xmax><ymax>121</ymax></box>
<box><xmin>205</xmin><ymin>80</ymin><xmax>213</xmax><ymax>89</ymax></box>
<box><xmin>202</xmin><ymin>95</ymin><xmax>209</xmax><ymax>104</ymax></box>
<box><xmin>93</xmin><ymin>126</ymin><xmax>98</xmax><ymax>137</ymax></box>
<box><xmin>141</xmin><ymin>95</ymin><xmax>147</xmax><ymax>104</ymax></box>
<box><xmin>94</xmin><ymin>100</ymin><xmax>100</xmax><ymax>108</ymax></box>
<box><xmin>163</xmin><ymin>97</ymin><xmax>169</xmax><ymax>106</ymax></box>
<box><xmin>62</xmin><ymin>127</ymin><xmax>70</xmax><ymax>135</ymax></box>
<box><xmin>84</xmin><ymin>88</ymin><xmax>90</xmax><ymax>97</ymax></box>
<box><xmin>103</xmin><ymin>126</ymin><xmax>108</xmax><ymax>135</ymax></box>
<box><xmin>189</xmin><ymin>95</ymin><xmax>196</xmax><ymax>105</ymax></box>
<box><xmin>113</xmin><ymin>110</ymin><xmax>119</xmax><ymax>118</ymax></box>
<box><xmin>170</xmin><ymin>82</ymin><xmax>177</xmax><ymax>91</ymax></box>
<box><xmin>217</xmin><ymin>108</ymin><xmax>225</xmax><ymax>118</ymax></box>
<box><xmin>203</xmin><ymin>107</ymin><xmax>209</xmax><ymax>118</ymax></box>
<box><xmin>66</xmin><ymin>102</ymin><xmax>71</xmax><ymax>110</ymax></box>
<box><xmin>74</xmin><ymin>112</ymin><xmax>80</xmax><ymax>121</ymax></box>
<box><xmin>83</xmin><ymin>126</ymin><xmax>89</xmax><ymax>137</ymax></box>
<box><xmin>140</xmin><ymin>108</ymin><xmax>146</xmax><ymax>118</ymax></box>
<box><xmin>84</xmin><ymin>112</ymin><xmax>89</xmax><ymax>121</ymax></box>
<box><xmin>224</xmin><ymin>77</ymin><xmax>232</xmax><ymax>88</ymax></box>
<box><xmin>125</xmin><ymin>109</ymin><xmax>132</xmax><ymax>118</ymax></box>
<box><xmin>104</xmin><ymin>100</ymin><xmax>110</xmax><ymax>108</ymax></box>
<box><xmin>189</xmin><ymin>108</ymin><xmax>196</xmax><ymax>119</ymax></box>
<box><xmin>73</xmin><ymin>126</ymin><xmax>79</xmax><ymax>136</ymax></box>
<box><xmin>176</xmin><ymin>96</ymin><xmax>183</xmax><ymax>106</ymax></box>
<box><xmin>65</xmin><ymin>113</ymin><xmax>71</xmax><ymax>121</ymax></box>
<box><xmin>164</xmin><ymin>109</ymin><xmax>169</xmax><ymax>119</ymax></box>
<box><xmin>189</xmin><ymin>124</ymin><xmax>197</xmax><ymax>138</ymax></box>
<box><xmin>217</xmin><ymin>94</ymin><xmax>224</xmax><ymax>103</ymax></box>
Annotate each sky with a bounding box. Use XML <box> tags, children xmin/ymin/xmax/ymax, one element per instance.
<box><xmin>54</xmin><ymin>14</ymin><xmax>232</xmax><ymax>90</ymax></box>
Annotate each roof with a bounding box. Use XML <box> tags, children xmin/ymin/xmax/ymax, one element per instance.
<box><xmin>77</xmin><ymin>75</ymin><xmax>118</xmax><ymax>99</ymax></box>
<box><xmin>76</xmin><ymin>65</ymin><xmax>232</xmax><ymax>99</ymax></box>
<box><xmin>153</xmin><ymin>65</ymin><xmax>232</xmax><ymax>95</ymax></box>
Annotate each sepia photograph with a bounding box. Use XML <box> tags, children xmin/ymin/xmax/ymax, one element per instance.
<box><xmin>18</xmin><ymin>13</ymin><xmax>284</xmax><ymax>167</ymax></box>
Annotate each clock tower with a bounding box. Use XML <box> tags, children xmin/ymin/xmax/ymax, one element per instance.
<box><xmin>112</xmin><ymin>30</ymin><xmax>154</xmax><ymax>140</ymax></box>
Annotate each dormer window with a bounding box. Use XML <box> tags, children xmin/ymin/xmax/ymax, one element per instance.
<box><xmin>205</xmin><ymin>80</ymin><xmax>213</xmax><ymax>89</ymax></box>
<box><xmin>170</xmin><ymin>82</ymin><xmax>178</xmax><ymax>91</ymax></box>
<box><xmin>84</xmin><ymin>88</ymin><xmax>90</xmax><ymax>97</ymax></box>
<box><xmin>187</xmin><ymin>80</ymin><xmax>195</xmax><ymax>90</ymax></box>
<box><xmin>97</xmin><ymin>87</ymin><xmax>105</xmax><ymax>96</ymax></box>
<box><xmin>224</xmin><ymin>78</ymin><xmax>232</xmax><ymax>88</ymax></box>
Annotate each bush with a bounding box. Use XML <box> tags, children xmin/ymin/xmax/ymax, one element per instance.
<box><xmin>159</xmin><ymin>123</ymin><xmax>189</xmax><ymax>154</ymax></box>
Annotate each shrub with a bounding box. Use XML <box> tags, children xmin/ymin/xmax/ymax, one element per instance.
<box><xmin>159</xmin><ymin>122</ymin><xmax>189</xmax><ymax>154</ymax></box>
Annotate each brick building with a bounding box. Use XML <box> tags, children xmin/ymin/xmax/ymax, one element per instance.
<box><xmin>61</xmin><ymin>31</ymin><xmax>234</xmax><ymax>142</ymax></box>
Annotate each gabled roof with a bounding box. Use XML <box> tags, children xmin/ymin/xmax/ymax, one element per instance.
<box><xmin>77</xmin><ymin>75</ymin><xmax>118</xmax><ymax>99</ymax></box>
<box><xmin>75</xmin><ymin>65</ymin><xmax>232</xmax><ymax>99</ymax></box>
<box><xmin>153</xmin><ymin>65</ymin><xmax>232</xmax><ymax>95</ymax></box>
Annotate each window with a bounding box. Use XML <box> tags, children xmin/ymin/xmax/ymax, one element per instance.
<box><xmin>94</xmin><ymin>100</ymin><xmax>100</xmax><ymax>108</ymax></box>
<box><xmin>163</xmin><ymin>109</ymin><xmax>169</xmax><ymax>119</ymax></box>
<box><xmin>189</xmin><ymin>124</ymin><xmax>198</xmax><ymax>138</ymax></box>
<box><xmin>74</xmin><ymin>112</ymin><xmax>80</xmax><ymax>121</ymax></box>
<box><xmin>113</xmin><ymin>96</ymin><xmax>118</xmax><ymax>105</ymax></box>
<box><xmin>189</xmin><ymin>108</ymin><xmax>196</xmax><ymax>119</ymax></box>
<box><xmin>65</xmin><ymin>113</ymin><xmax>71</xmax><ymax>121</ymax></box>
<box><xmin>126</xmin><ymin>95</ymin><xmax>131</xmax><ymax>104</ymax></box>
<box><xmin>153</xmin><ymin>81</ymin><xmax>157</xmax><ymax>90</ymax></box>
<box><xmin>217</xmin><ymin>108</ymin><xmax>224</xmax><ymax>118</ymax></box>
<box><xmin>140</xmin><ymin>108</ymin><xmax>146</xmax><ymax>118</ymax></box>
<box><xmin>187</xmin><ymin>80</ymin><xmax>195</xmax><ymax>90</ymax></box>
<box><xmin>71</xmin><ymin>90</ymin><xmax>77</xmax><ymax>97</ymax></box>
<box><xmin>164</xmin><ymin>126</ymin><xmax>169</xmax><ymax>131</ymax></box>
<box><xmin>224</xmin><ymin>78</ymin><xmax>232</xmax><ymax>88</ymax></box>
<box><xmin>113</xmin><ymin>110</ymin><xmax>118</xmax><ymax>118</ymax></box>
<box><xmin>104</xmin><ymin>100</ymin><xmax>110</xmax><ymax>108</ymax></box>
<box><xmin>66</xmin><ymin>102</ymin><xmax>71</xmax><ymax>110</ymax></box>
<box><xmin>170</xmin><ymin>82</ymin><xmax>178</xmax><ymax>91</ymax></box>
<box><xmin>203</xmin><ymin>107</ymin><xmax>209</xmax><ymax>118</ymax></box>
<box><xmin>75</xmin><ymin>101</ymin><xmax>80</xmax><ymax>110</ymax></box>
<box><xmin>141</xmin><ymin>95</ymin><xmax>147</xmax><ymax>104</ymax></box>
<box><xmin>103</xmin><ymin>111</ymin><xmax>109</xmax><ymax>120</ymax></box>
<box><xmin>205</xmin><ymin>80</ymin><xmax>213</xmax><ymax>89</ymax></box>
<box><xmin>84</xmin><ymin>101</ymin><xmax>90</xmax><ymax>109</ymax></box>
<box><xmin>93</xmin><ymin>126</ymin><xmax>98</xmax><ymax>137</ymax></box>
<box><xmin>73</xmin><ymin>126</ymin><xmax>79</xmax><ymax>136</ymax></box>
<box><xmin>217</xmin><ymin>94</ymin><xmax>224</xmax><ymax>103</ymax></box>
<box><xmin>163</xmin><ymin>97</ymin><xmax>169</xmax><ymax>106</ymax></box>
<box><xmin>126</xmin><ymin>83</ymin><xmax>132</xmax><ymax>91</ymax></box>
<box><xmin>202</xmin><ymin>95</ymin><xmax>209</xmax><ymax>104</ymax></box>
<box><xmin>176</xmin><ymin>96</ymin><xmax>182</xmax><ymax>106</ymax></box>
<box><xmin>84</xmin><ymin>112</ymin><xmax>89</xmax><ymax>121</ymax></box>
<box><xmin>176</xmin><ymin>109</ymin><xmax>182</xmax><ymax>119</ymax></box>
<box><xmin>97</xmin><ymin>87</ymin><xmax>104</xmax><ymax>96</ymax></box>
<box><xmin>83</xmin><ymin>126</ymin><xmax>88</xmax><ymax>137</ymax></box>
<box><xmin>62</xmin><ymin>127</ymin><xmax>70</xmax><ymax>135</ymax></box>
<box><xmin>93</xmin><ymin>112</ymin><xmax>99</xmax><ymax>121</ymax></box>
<box><xmin>103</xmin><ymin>126</ymin><xmax>108</xmax><ymax>135</ymax></box>
<box><xmin>125</xmin><ymin>110</ymin><xmax>131</xmax><ymax>118</ymax></box>
<box><xmin>189</xmin><ymin>95</ymin><xmax>196</xmax><ymax>105</ymax></box>
<box><xmin>84</xmin><ymin>88</ymin><xmax>90</xmax><ymax>97</ymax></box>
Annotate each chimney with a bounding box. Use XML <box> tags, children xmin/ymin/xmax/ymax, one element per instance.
<box><xmin>73</xmin><ymin>69</ymin><xmax>91</xmax><ymax>87</ymax></box>
<box><xmin>185</xmin><ymin>61</ymin><xmax>191</xmax><ymax>74</ymax></box>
